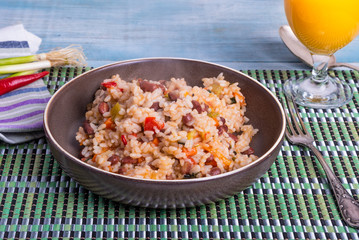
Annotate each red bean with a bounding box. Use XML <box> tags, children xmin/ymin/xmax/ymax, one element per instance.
<box><xmin>191</xmin><ymin>100</ymin><xmax>203</xmax><ymax>113</ymax></box>
<box><xmin>83</xmin><ymin>121</ymin><xmax>94</xmax><ymax>135</ymax></box>
<box><xmin>108</xmin><ymin>155</ymin><xmax>120</xmax><ymax>165</ymax></box>
<box><xmin>241</xmin><ymin>147</ymin><xmax>255</xmax><ymax>155</ymax></box>
<box><xmin>209</xmin><ymin>167</ymin><xmax>221</xmax><ymax>176</ymax></box>
<box><xmin>158</xmin><ymin>80</ymin><xmax>167</xmax><ymax>86</ymax></box>
<box><xmin>139</xmin><ymin>80</ymin><xmax>165</xmax><ymax>93</ymax></box>
<box><xmin>98</xmin><ymin>102</ymin><xmax>109</xmax><ymax>115</ymax></box>
<box><xmin>149</xmin><ymin>162</ymin><xmax>159</xmax><ymax>170</ymax></box>
<box><xmin>220</xmin><ymin>117</ymin><xmax>226</xmax><ymax>124</ymax></box>
<box><xmin>168</xmin><ymin>91</ymin><xmax>179</xmax><ymax>101</ymax></box>
<box><xmin>150</xmin><ymin>102</ymin><xmax>160</xmax><ymax>110</ymax></box>
<box><xmin>217</xmin><ymin>124</ymin><xmax>228</xmax><ymax>135</ymax></box>
<box><xmin>182</xmin><ymin>113</ymin><xmax>194</xmax><ymax>127</ymax></box>
<box><xmin>159</xmin><ymin>85</ymin><xmax>166</xmax><ymax>93</ymax></box>
<box><xmin>181</xmin><ymin>159</ymin><xmax>193</xmax><ymax>174</ymax></box>
<box><xmin>228</xmin><ymin>133</ymin><xmax>238</xmax><ymax>141</ymax></box>
<box><xmin>121</xmin><ymin>156</ymin><xmax>138</xmax><ymax>164</ymax></box>
<box><xmin>205</xmin><ymin>154</ymin><xmax>217</xmax><ymax>167</ymax></box>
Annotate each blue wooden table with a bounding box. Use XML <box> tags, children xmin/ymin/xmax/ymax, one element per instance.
<box><xmin>2</xmin><ymin>1</ymin><xmax>359</xmax><ymax>240</ymax></box>
<box><xmin>1</xmin><ymin>0</ymin><xmax>359</xmax><ymax>69</ymax></box>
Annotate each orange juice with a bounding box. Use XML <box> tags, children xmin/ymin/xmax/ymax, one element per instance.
<box><xmin>284</xmin><ymin>0</ymin><xmax>359</xmax><ymax>55</ymax></box>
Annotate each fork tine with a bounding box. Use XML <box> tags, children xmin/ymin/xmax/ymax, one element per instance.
<box><xmin>285</xmin><ymin>96</ymin><xmax>304</xmax><ymax>135</ymax></box>
<box><xmin>282</xmin><ymin>96</ymin><xmax>298</xmax><ymax>136</ymax></box>
<box><xmin>281</xmin><ymin>97</ymin><xmax>296</xmax><ymax>135</ymax></box>
<box><xmin>289</xmin><ymin>96</ymin><xmax>311</xmax><ymax>136</ymax></box>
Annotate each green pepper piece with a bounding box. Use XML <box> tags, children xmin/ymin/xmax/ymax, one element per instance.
<box><xmin>110</xmin><ymin>102</ymin><xmax>121</xmax><ymax>119</ymax></box>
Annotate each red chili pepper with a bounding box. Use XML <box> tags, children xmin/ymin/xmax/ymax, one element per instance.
<box><xmin>0</xmin><ymin>71</ymin><xmax>49</xmax><ymax>96</ymax></box>
<box><xmin>121</xmin><ymin>135</ymin><xmax>127</xmax><ymax>145</ymax></box>
<box><xmin>144</xmin><ymin>117</ymin><xmax>165</xmax><ymax>132</ymax></box>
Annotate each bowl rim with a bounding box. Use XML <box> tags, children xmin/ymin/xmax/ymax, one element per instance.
<box><xmin>44</xmin><ymin>57</ymin><xmax>286</xmax><ymax>183</ymax></box>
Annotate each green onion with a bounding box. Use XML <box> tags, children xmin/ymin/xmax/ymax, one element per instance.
<box><xmin>0</xmin><ymin>61</ymin><xmax>52</xmax><ymax>75</ymax></box>
<box><xmin>0</xmin><ymin>45</ymin><xmax>86</xmax><ymax>66</ymax></box>
<box><xmin>0</xmin><ymin>55</ymin><xmax>38</xmax><ymax>66</ymax></box>
<box><xmin>0</xmin><ymin>45</ymin><xmax>86</xmax><ymax>75</ymax></box>
<box><xmin>7</xmin><ymin>70</ymin><xmax>37</xmax><ymax>78</ymax></box>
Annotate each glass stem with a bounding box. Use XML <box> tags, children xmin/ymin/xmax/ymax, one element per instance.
<box><xmin>311</xmin><ymin>54</ymin><xmax>331</xmax><ymax>83</ymax></box>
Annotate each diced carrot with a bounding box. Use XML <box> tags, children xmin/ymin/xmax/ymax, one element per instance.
<box><xmin>234</xmin><ymin>92</ymin><xmax>246</xmax><ymax>106</ymax></box>
<box><xmin>104</xmin><ymin>117</ymin><xmax>114</xmax><ymax>129</ymax></box>
<box><xmin>108</xmin><ymin>166</ymin><xmax>112</xmax><ymax>172</ymax></box>
<box><xmin>183</xmin><ymin>147</ymin><xmax>197</xmax><ymax>157</ymax></box>
<box><xmin>200</xmin><ymin>144</ymin><xmax>231</xmax><ymax>169</ymax></box>
<box><xmin>92</xmin><ymin>154</ymin><xmax>97</xmax><ymax>161</ymax></box>
<box><xmin>212</xmin><ymin>117</ymin><xmax>220</xmax><ymax>127</ymax></box>
<box><xmin>216</xmin><ymin>151</ymin><xmax>232</xmax><ymax>168</ymax></box>
<box><xmin>152</xmin><ymin>137</ymin><xmax>160</xmax><ymax>146</ymax></box>
<box><xmin>201</xmin><ymin>144</ymin><xmax>211</xmax><ymax>152</ymax></box>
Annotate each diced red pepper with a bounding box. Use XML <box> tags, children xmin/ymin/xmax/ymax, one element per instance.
<box><xmin>101</xmin><ymin>81</ymin><xmax>124</xmax><ymax>92</ymax></box>
<box><xmin>144</xmin><ymin>117</ymin><xmax>164</xmax><ymax>132</ymax></box>
<box><xmin>101</xmin><ymin>81</ymin><xmax>117</xmax><ymax>88</ymax></box>
<box><xmin>121</xmin><ymin>135</ymin><xmax>127</xmax><ymax>145</ymax></box>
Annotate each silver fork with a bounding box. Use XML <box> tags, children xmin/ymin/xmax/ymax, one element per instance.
<box><xmin>283</xmin><ymin>96</ymin><xmax>359</xmax><ymax>228</ymax></box>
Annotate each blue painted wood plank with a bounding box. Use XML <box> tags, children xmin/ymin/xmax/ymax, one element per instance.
<box><xmin>0</xmin><ymin>0</ymin><xmax>358</xmax><ymax>69</ymax></box>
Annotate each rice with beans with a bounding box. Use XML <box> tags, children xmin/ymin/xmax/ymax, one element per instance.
<box><xmin>76</xmin><ymin>74</ymin><xmax>258</xmax><ymax>179</ymax></box>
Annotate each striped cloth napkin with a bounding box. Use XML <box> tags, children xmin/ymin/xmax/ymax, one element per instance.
<box><xmin>0</xmin><ymin>24</ymin><xmax>51</xmax><ymax>144</ymax></box>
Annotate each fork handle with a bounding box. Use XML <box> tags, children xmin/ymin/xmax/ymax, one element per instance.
<box><xmin>308</xmin><ymin>143</ymin><xmax>359</xmax><ymax>228</ymax></box>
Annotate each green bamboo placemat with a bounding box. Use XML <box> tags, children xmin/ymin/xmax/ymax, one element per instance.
<box><xmin>0</xmin><ymin>67</ymin><xmax>358</xmax><ymax>240</ymax></box>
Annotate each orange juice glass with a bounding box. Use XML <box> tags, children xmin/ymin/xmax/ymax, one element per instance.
<box><xmin>283</xmin><ymin>0</ymin><xmax>359</xmax><ymax>108</ymax></box>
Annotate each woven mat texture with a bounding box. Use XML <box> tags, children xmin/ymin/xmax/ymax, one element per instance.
<box><xmin>1</xmin><ymin>67</ymin><xmax>359</xmax><ymax>240</ymax></box>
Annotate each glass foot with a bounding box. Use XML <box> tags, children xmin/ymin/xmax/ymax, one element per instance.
<box><xmin>283</xmin><ymin>73</ymin><xmax>353</xmax><ymax>109</ymax></box>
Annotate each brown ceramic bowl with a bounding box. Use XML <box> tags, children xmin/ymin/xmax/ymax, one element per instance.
<box><xmin>44</xmin><ymin>58</ymin><xmax>285</xmax><ymax>208</ymax></box>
